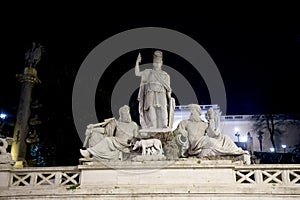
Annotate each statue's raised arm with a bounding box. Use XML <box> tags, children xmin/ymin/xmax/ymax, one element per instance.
<box><xmin>135</xmin><ymin>53</ymin><xmax>142</xmax><ymax>76</ymax></box>
<box><xmin>205</xmin><ymin>108</ymin><xmax>221</xmax><ymax>138</ymax></box>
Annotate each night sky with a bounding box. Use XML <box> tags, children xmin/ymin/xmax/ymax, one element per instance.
<box><xmin>0</xmin><ymin>10</ymin><xmax>299</xmax><ymax>165</ymax></box>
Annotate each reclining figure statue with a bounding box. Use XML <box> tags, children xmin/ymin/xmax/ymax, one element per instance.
<box><xmin>80</xmin><ymin>105</ymin><xmax>139</xmax><ymax>161</ymax></box>
<box><xmin>174</xmin><ymin>104</ymin><xmax>250</xmax><ymax>164</ymax></box>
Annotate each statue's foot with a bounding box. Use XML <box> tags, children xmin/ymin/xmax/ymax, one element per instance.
<box><xmin>80</xmin><ymin>149</ymin><xmax>91</xmax><ymax>158</ymax></box>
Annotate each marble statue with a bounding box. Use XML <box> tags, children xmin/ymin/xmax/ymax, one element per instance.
<box><xmin>82</xmin><ymin>118</ymin><xmax>114</xmax><ymax>148</ymax></box>
<box><xmin>135</xmin><ymin>50</ymin><xmax>174</xmax><ymax>129</ymax></box>
<box><xmin>78</xmin><ymin>49</ymin><xmax>251</xmax><ymax>165</ymax></box>
<box><xmin>174</xmin><ymin>104</ymin><xmax>208</xmax><ymax>157</ymax></box>
<box><xmin>0</xmin><ymin>138</ymin><xmax>9</xmax><ymax>155</ymax></box>
<box><xmin>132</xmin><ymin>138</ymin><xmax>164</xmax><ymax>156</ymax></box>
<box><xmin>174</xmin><ymin>104</ymin><xmax>250</xmax><ymax>163</ymax></box>
<box><xmin>25</xmin><ymin>42</ymin><xmax>44</xmax><ymax>68</ymax></box>
<box><xmin>204</xmin><ymin>108</ymin><xmax>249</xmax><ymax>159</ymax></box>
<box><xmin>0</xmin><ymin>137</ymin><xmax>15</xmax><ymax>166</ymax></box>
<box><xmin>246</xmin><ymin>132</ymin><xmax>254</xmax><ymax>155</ymax></box>
<box><xmin>80</xmin><ymin>105</ymin><xmax>139</xmax><ymax>161</ymax></box>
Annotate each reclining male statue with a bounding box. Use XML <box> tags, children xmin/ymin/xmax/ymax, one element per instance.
<box><xmin>174</xmin><ymin>104</ymin><xmax>250</xmax><ymax>164</ymax></box>
<box><xmin>80</xmin><ymin>105</ymin><xmax>139</xmax><ymax>161</ymax></box>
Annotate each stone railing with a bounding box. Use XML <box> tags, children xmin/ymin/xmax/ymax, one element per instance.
<box><xmin>234</xmin><ymin>164</ymin><xmax>300</xmax><ymax>185</ymax></box>
<box><xmin>2</xmin><ymin>166</ymin><xmax>80</xmax><ymax>188</ymax></box>
<box><xmin>1</xmin><ymin>162</ymin><xmax>300</xmax><ymax>199</ymax></box>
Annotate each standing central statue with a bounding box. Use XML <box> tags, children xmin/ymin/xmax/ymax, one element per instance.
<box><xmin>135</xmin><ymin>50</ymin><xmax>174</xmax><ymax>129</ymax></box>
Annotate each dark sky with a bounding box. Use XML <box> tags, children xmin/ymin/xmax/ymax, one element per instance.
<box><xmin>0</xmin><ymin>9</ymin><xmax>299</xmax><ymax>165</ymax></box>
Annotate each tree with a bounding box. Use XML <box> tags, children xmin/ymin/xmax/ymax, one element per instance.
<box><xmin>256</xmin><ymin>131</ymin><xmax>264</xmax><ymax>152</ymax></box>
<box><xmin>253</xmin><ymin>114</ymin><xmax>300</xmax><ymax>152</ymax></box>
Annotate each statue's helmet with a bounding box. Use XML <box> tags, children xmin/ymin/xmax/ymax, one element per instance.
<box><xmin>153</xmin><ymin>50</ymin><xmax>163</xmax><ymax>62</ymax></box>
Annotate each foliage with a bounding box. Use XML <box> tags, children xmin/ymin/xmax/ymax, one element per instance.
<box><xmin>252</xmin><ymin>114</ymin><xmax>300</xmax><ymax>152</ymax></box>
<box><xmin>66</xmin><ymin>184</ymin><xmax>80</xmax><ymax>191</ymax></box>
<box><xmin>253</xmin><ymin>151</ymin><xmax>300</xmax><ymax>164</ymax></box>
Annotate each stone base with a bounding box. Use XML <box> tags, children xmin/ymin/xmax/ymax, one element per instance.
<box><xmin>139</xmin><ymin>128</ymin><xmax>172</xmax><ymax>138</ymax></box>
<box><xmin>1</xmin><ymin>161</ymin><xmax>300</xmax><ymax>199</ymax></box>
<box><xmin>131</xmin><ymin>154</ymin><xmax>166</xmax><ymax>162</ymax></box>
<box><xmin>73</xmin><ymin>160</ymin><xmax>300</xmax><ymax>199</ymax></box>
<box><xmin>139</xmin><ymin>127</ymin><xmax>172</xmax><ymax>133</ymax></box>
<box><xmin>200</xmin><ymin>154</ymin><xmax>251</xmax><ymax>165</ymax></box>
<box><xmin>79</xmin><ymin>159</ymin><xmax>238</xmax><ymax>186</ymax></box>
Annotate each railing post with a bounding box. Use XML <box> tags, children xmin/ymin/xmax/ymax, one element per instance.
<box><xmin>0</xmin><ymin>168</ymin><xmax>11</xmax><ymax>188</ymax></box>
<box><xmin>55</xmin><ymin>172</ymin><xmax>61</xmax><ymax>186</ymax></box>
<box><xmin>254</xmin><ymin>169</ymin><xmax>263</xmax><ymax>184</ymax></box>
<box><xmin>30</xmin><ymin>172</ymin><xmax>36</xmax><ymax>186</ymax></box>
<box><xmin>282</xmin><ymin>170</ymin><xmax>289</xmax><ymax>185</ymax></box>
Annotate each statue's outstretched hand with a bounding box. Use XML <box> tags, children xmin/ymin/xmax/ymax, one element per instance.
<box><xmin>136</xmin><ymin>53</ymin><xmax>142</xmax><ymax>64</ymax></box>
<box><xmin>87</xmin><ymin>124</ymin><xmax>94</xmax><ymax>129</ymax></box>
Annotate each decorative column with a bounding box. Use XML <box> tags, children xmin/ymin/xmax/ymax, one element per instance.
<box><xmin>11</xmin><ymin>43</ymin><xmax>43</xmax><ymax>168</ymax></box>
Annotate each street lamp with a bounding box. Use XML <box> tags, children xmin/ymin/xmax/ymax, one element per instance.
<box><xmin>281</xmin><ymin>144</ymin><xmax>287</xmax><ymax>153</ymax></box>
<box><xmin>270</xmin><ymin>147</ymin><xmax>275</xmax><ymax>152</ymax></box>
<box><xmin>234</xmin><ymin>127</ymin><xmax>240</xmax><ymax>142</ymax></box>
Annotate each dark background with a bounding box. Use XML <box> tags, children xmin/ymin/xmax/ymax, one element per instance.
<box><xmin>0</xmin><ymin>8</ymin><xmax>299</xmax><ymax>166</ymax></box>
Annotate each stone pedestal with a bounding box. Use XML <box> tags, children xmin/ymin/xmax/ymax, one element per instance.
<box><xmin>139</xmin><ymin>127</ymin><xmax>172</xmax><ymax>138</ymax></box>
<box><xmin>76</xmin><ymin>160</ymin><xmax>300</xmax><ymax>199</ymax></box>
<box><xmin>79</xmin><ymin>160</ymin><xmax>237</xmax><ymax>187</ymax></box>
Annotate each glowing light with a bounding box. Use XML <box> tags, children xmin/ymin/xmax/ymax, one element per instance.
<box><xmin>270</xmin><ymin>148</ymin><xmax>275</xmax><ymax>152</ymax></box>
<box><xmin>281</xmin><ymin>144</ymin><xmax>287</xmax><ymax>149</ymax></box>
<box><xmin>240</xmin><ymin>136</ymin><xmax>248</xmax><ymax>142</ymax></box>
<box><xmin>0</xmin><ymin>113</ymin><xmax>7</xmax><ymax>119</ymax></box>
<box><xmin>234</xmin><ymin>127</ymin><xmax>240</xmax><ymax>133</ymax></box>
